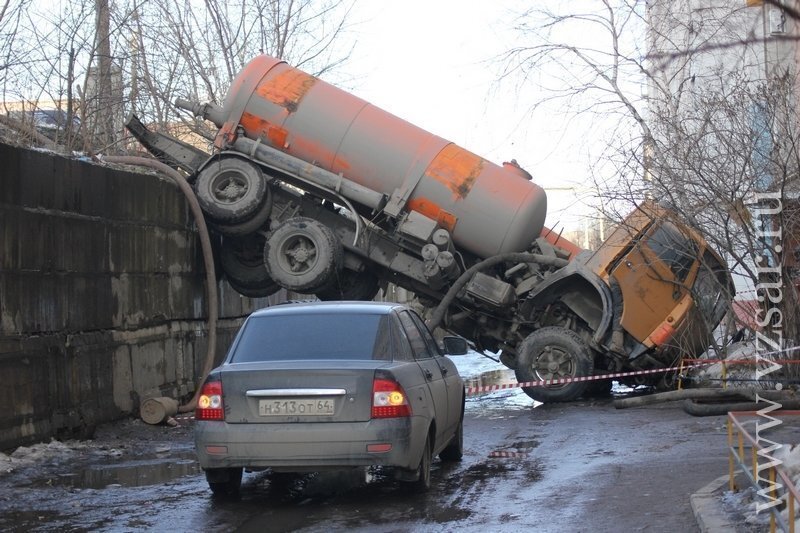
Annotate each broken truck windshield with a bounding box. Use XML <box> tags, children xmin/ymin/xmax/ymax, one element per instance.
<box><xmin>644</xmin><ymin>221</ymin><xmax>699</xmax><ymax>282</ymax></box>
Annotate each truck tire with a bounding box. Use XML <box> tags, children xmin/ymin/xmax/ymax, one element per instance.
<box><xmin>195</xmin><ymin>157</ymin><xmax>266</xmax><ymax>224</ymax></box>
<box><xmin>227</xmin><ymin>278</ymin><xmax>280</xmax><ymax>298</ymax></box>
<box><xmin>221</xmin><ymin>233</ymin><xmax>279</xmax><ymax>295</ymax></box>
<box><xmin>210</xmin><ymin>184</ymin><xmax>273</xmax><ymax>236</ymax></box>
<box><xmin>316</xmin><ymin>268</ymin><xmax>380</xmax><ymax>301</ymax></box>
<box><xmin>514</xmin><ymin>327</ymin><xmax>592</xmax><ymax>403</ymax></box>
<box><xmin>264</xmin><ymin>217</ymin><xmax>342</xmax><ymax>293</ymax></box>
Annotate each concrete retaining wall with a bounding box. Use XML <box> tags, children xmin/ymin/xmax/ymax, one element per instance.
<box><xmin>0</xmin><ymin>143</ymin><xmax>286</xmax><ymax>450</ymax></box>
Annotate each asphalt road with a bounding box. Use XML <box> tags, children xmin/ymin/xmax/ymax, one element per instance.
<box><xmin>0</xmin><ymin>388</ymin><xmax>731</xmax><ymax>532</ymax></box>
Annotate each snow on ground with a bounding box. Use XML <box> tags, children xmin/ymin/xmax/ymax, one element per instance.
<box><xmin>0</xmin><ymin>438</ymin><xmax>125</xmax><ymax>477</ymax></box>
<box><xmin>688</xmin><ymin>340</ymin><xmax>775</xmax><ymax>390</ymax></box>
<box><xmin>450</xmin><ymin>349</ymin><xmax>504</xmax><ymax>378</ymax></box>
<box><xmin>775</xmin><ymin>444</ymin><xmax>800</xmax><ymax>529</ymax></box>
<box><xmin>720</xmin><ymin>442</ymin><xmax>800</xmax><ymax>530</ymax></box>
<box><xmin>451</xmin><ymin>350</ymin><xmax>536</xmax><ymax>410</ymax></box>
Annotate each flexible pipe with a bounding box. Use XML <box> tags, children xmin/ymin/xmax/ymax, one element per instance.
<box><xmin>102</xmin><ymin>156</ymin><xmax>217</xmax><ymax>413</ymax></box>
<box><xmin>426</xmin><ymin>252</ymin><xmax>569</xmax><ymax>331</ymax></box>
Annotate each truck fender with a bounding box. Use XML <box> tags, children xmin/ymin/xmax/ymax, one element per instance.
<box><xmin>521</xmin><ymin>262</ymin><xmax>614</xmax><ymax>345</ymax></box>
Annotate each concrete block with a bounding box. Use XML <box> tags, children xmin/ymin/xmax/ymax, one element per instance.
<box><xmin>129</xmin><ymin>339</ymin><xmax>167</xmax><ymax>399</ymax></box>
<box><xmin>0</xmin><ymin>143</ymin><xmax>292</xmax><ymax>449</ymax></box>
<box><xmin>111</xmin><ymin>344</ymin><xmax>134</xmax><ymax>414</ymax></box>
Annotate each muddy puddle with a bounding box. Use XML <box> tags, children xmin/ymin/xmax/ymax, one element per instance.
<box><xmin>28</xmin><ymin>451</ymin><xmax>200</xmax><ymax>489</ymax></box>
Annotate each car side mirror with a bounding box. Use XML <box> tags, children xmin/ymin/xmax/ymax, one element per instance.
<box><xmin>442</xmin><ymin>336</ymin><xmax>468</xmax><ymax>355</ymax></box>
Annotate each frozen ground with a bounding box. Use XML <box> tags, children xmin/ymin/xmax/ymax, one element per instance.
<box><xmin>1</xmin><ymin>350</ymin><xmax>790</xmax><ymax>532</ymax></box>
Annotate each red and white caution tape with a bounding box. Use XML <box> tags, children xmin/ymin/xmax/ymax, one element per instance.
<box><xmin>488</xmin><ymin>450</ymin><xmax>530</xmax><ymax>459</ymax></box>
<box><xmin>465</xmin><ymin>365</ymin><xmax>687</xmax><ymax>396</ymax></box>
<box><xmin>466</xmin><ymin>343</ymin><xmax>800</xmax><ymax>396</ymax></box>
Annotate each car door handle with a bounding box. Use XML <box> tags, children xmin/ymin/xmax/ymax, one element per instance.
<box><xmin>424</xmin><ymin>369</ymin><xmax>433</xmax><ymax>380</ymax></box>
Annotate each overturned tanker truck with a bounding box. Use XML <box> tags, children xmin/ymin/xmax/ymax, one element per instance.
<box><xmin>126</xmin><ymin>55</ymin><xmax>734</xmax><ymax>402</ymax></box>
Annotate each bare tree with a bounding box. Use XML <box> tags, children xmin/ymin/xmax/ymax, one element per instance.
<box><xmin>0</xmin><ymin>0</ymin><xmax>29</xmax><ymax>75</ymax></box>
<box><xmin>0</xmin><ymin>0</ymin><xmax>356</xmax><ymax>153</ymax></box>
<box><xmin>500</xmin><ymin>0</ymin><xmax>800</xmax><ymax>370</ymax></box>
<box><xmin>115</xmin><ymin>0</ymin><xmax>356</xmax><ymax>141</ymax></box>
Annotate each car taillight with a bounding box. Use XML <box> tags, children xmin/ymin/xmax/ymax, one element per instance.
<box><xmin>372</xmin><ymin>378</ymin><xmax>411</xmax><ymax>418</ymax></box>
<box><xmin>196</xmin><ymin>381</ymin><xmax>224</xmax><ymax>421</ymax></box>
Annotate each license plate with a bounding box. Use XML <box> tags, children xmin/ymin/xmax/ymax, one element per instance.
<box><xmin>258</xmin><ymin>398</ymin><xmax>336</xmax><ymax>416</ymax></box>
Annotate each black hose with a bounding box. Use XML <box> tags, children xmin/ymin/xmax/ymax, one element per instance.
<box><xmin>103</xmin><ymin>156</ymin><xmax>218</xmax><ymax>413</ymax></box>
<box><xmin>682</xmin><ymin>398</ymin><xmax>800</xmax><ymax>417</ymax></box>
<box><xmin>425</xmin><ymin>252</ymin><xmax>568</xmax><ymax>331</ymax></box>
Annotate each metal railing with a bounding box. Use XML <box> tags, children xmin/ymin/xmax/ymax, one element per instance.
<box><xmin>728</xmin><ymin>410</ymin><xmax>800</xmax><ymax>532</ymax></box>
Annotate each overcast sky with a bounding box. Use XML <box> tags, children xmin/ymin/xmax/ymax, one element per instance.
<box><xmin>343</xmin><ymin>1</ymin><xmax>602</xmax><ymax>233</ymax></box>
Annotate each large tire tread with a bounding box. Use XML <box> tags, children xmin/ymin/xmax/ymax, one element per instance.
<box><xmin>210</xmin><ymin>185</ymin><xmax>273</xmax><ymax>236</ymax></box>
<box><xmin>220</xmin><ymin>233</ymin><xmax>276</xmax><ymax>290</ymax></box>
<box><xmin>264</xmin><ymin>217</ymin><xmax>342</xmax><ymax>293</ymax></box>
<box><xmin>316</xmin><ymin>268</ymin><xmax>380</xmax><ymax>301</ymax></box>
<box><xmin>195</xmin><ymin>158</ymin><xmax>266</xmax><ymax>224</ymax></box>
<box><xmin>514</xmin><ymin>326</ymin><xmax>593</xmax><ymax>403</ymax></box>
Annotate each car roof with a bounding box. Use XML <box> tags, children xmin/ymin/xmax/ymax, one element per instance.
<box><xmin>249</xmin><ymin>300</ymin><xmax>408</xmax><ymax>318</ymax></box>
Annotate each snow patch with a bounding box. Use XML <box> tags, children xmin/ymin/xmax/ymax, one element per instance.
<box><xmin>0</xmin><ymin>438</ymin><xmax>122</xmax><ymax>477</ymax></box>
<box><xmin>723</xmin><ymin>442</ymin><xmax>800</xmax><ymax>530</ymax></box>
<box><xmin>689</xmin><ymin>340</ymin><xmax>775</xmax><ymax>389</ymax></box>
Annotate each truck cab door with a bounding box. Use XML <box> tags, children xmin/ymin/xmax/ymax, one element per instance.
<box><xmin>610</xmin><ymin>221</ymin><xmax>698</xmax><ymax>344</ymax></box>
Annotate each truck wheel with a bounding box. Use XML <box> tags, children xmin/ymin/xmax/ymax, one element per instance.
<box><xmin>514</xmin><ymin>327</ymin><xmax>592</xmax><ymax>402</ymax></box>
<box><xmin>227</xmin><ymin>278</ymin><xmax>281</xmax><ymax>298</ymax></box>
<box><xmin>195</xmin><ymin>157</ymin><xmax>266</xmax><ymax>224</ymax></box>
<box><xmin>221</xmin><ymin>234</ymin><xmax>280</xmax><ymax>295</ymax></box>
<box><xmin>210</xmin><ymin>184</ymin><xmax>273</xmax><ymax>236</ymax></box>
<box><xmin>264</xmin><ymin>217</ymin><xmax>342</xmax><ymax>293</ymax></box>
<box><xmin>316</xmin><ymin>268</ymin><xmax>380</xmax><ymax>301</ymax></box>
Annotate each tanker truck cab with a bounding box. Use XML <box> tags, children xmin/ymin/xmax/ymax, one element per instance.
<box><xmin>586</xmin><ymin>202</ymin><xmax>732</xmax><ymax>368</ymax></box>
<box><xmin>584</xmin><ymin>202</ymin><xmax>732</xmax><ymax>380</ymax></box>
<box><xmin>511</xmin><ymin>201</ymin><xmax>732</xmax><ymax>402</ymax></box>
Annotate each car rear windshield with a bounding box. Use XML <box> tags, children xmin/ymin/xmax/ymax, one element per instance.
<box><xmin>230</xmin><ymin>313</ymin><xmax>391</xmax><ymax>362</ymax></box>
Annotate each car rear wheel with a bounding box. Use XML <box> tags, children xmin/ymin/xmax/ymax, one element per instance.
<box><xmin>514</xmin><ymin>326</ymin><xmax>592</xmax><ymax>403</ymax></box>
<box><xmin>439</xmin><ymin>413</ymin><xmax>463</xmax><ymax>462</ymax></box>
<box><xmin>409</xmin><ymin>434</ymin><xmax>432</xmax><ymax>492</ymax></box>
<box><xmin>205</xmin><ymin>467</ymin><xmax>243</xmax><ymax>496</ymax></box>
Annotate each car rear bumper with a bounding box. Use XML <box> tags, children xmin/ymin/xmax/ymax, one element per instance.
<box><xmin>194</xmin><ymin>416</ymin><xmax>427</xmax><ymax>471</ymax></box>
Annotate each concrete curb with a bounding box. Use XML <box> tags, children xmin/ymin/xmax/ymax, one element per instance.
<box><xmin>691</xmin><ymin>474</ymin><xmax>740</xmax><ymax>532</ymax></box>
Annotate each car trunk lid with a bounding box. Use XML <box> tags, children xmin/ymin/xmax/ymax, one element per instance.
<box><xmin>220</xmin><ymin>360</ymin><xmax>391</xmax><ymax>423</ymax></box>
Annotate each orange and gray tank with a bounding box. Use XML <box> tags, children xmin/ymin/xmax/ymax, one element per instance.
<box><xmin>210</xmin><ymin>55</ymin><xmax>547</xmax><ymax>258</ymax></box>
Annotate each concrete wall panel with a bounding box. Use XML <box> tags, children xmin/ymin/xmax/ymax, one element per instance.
<box><xmin>0</xmin><ymin>143</ymin><xmax>284</xmax><ymax>450</ymax></box>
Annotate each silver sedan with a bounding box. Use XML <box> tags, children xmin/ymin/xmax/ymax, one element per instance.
<box><xmin>194</xmin><ymin>301</ymin><xmax>468</xmax><ymax>495</ymax></box>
